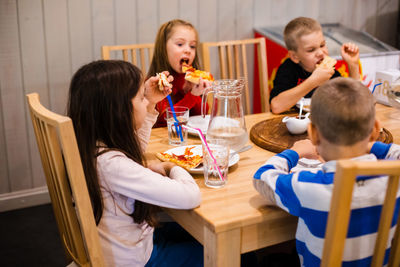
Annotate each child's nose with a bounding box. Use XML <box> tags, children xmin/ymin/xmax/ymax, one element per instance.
<box><xmin>183</xmin><ymin>45</ymin><xmax>191</xmax><ymax>53</ymax></box>
<box><xmin>316</xmin><ymin>48</ymin><xmax>324</xmax><ymax>57</ymax></box>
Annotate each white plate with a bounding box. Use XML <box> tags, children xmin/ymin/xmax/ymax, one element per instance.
<box><xmin>296</xmin><ymin>98</ymin><xmax>311</xmax><ymax>112</ymax></box>
<box><xmin>162</xmin><ymin>145</ymin><xmax>240</xmax><ymax>174</ymax></box>
<box><xmin>187</xmin><ymin>115</ymin><xmax>210</xmax><ymax>135</ymax></box>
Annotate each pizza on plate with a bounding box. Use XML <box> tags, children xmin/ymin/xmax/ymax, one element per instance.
<box><xmin>156</xmin><ymin>146</ymin><xmax>203</xmax><ymax>171</ymax></box>
<box><xmin>182</xmin><ymin>64</ymin><xmax>214</xmax><ymax>84</ymax></box>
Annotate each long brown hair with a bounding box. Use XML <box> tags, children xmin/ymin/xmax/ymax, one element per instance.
<box><xmin>147</xmin><ymin>19</ymin><xmax>201</xmax><ymax>78</ymax></box>
<box><xmin>67</xmin><ymin>60</ymin><xmax>157</xmax><ymax>226</ymax></box>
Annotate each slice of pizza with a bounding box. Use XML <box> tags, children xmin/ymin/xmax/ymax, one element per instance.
<box><xmin>182</xmin><ymin>64</ymin><xmax>214</xmax><ymax>84</ymax></box>
<box><xmin>156</xmin><ymin>146</ymin><xmax>203</xmax><ymax>171</ymax></box>
<box><xmin>317</xmin><ymin>56</ymin><xmax>337</xmax><ymax>69</ymax></box>
<box><xmin>157</xmin><ymin>72</ymin><xmax>171</xmax><ymax>91</ymax></box>
<box><xmin>182</xmin><ymin>63</ymin><xmax>195</xmax><ymax>73</ymax></box>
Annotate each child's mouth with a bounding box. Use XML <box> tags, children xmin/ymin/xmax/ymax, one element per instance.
<box><xmin>180</xmin><ymin>59</ymin><xmax>189</xmax><ymax>65</ymax></box>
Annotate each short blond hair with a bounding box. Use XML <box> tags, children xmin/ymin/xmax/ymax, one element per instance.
<box><xmin>310</xmin><ymin>77</ymin><xmax>375</xmax><ymax>145</ymax></box>
<box><xmin>284</xmin><ymin>17</ymin><xmax>322</xmax><ymax>51</ymax></box>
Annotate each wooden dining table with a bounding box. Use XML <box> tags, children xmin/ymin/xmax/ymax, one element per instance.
<box><xmin>145</xmin><ymin>104</ymin><xmax>400</xmax><ymax>267</ymax></box>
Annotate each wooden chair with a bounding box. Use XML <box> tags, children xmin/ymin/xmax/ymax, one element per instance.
<box><xmin>101</xmin><ymin>43</ymin><xmax>154</xmax><ymax>74</ymax></box>
<box><xmin>321</xmin><ymin>160</ymin><xmax>400</xmax><ymax>267</ymax></box>
<box><xmin>26</xmin><ymin>93</ymin><xmax>105</xmax><ymax>267</ymax></box>
<box><xmin>201</xmin><ymin>38</ymin><xmax>269</xmax><ymax>114</ymax></box>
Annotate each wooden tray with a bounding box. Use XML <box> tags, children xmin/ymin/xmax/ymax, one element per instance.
<box><xmin>250</xmin><ymin>115</ymin><xmax>393</xmax><ymax>153</ymax></box>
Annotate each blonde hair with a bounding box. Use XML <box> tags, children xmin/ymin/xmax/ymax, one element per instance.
<box><xmin>310</xmin><ymin>77</ymin><xmax>375</xmax><ymax>145</ymax></box>
<box><xmin>147</xmin><ymin>19</ymin><xmax>201</xmax><ymax>78</ymax></box>
<box><xmin>284</xmin><ymin>17</ymin><xmax>322</xmax><ymax>51</ymax></box>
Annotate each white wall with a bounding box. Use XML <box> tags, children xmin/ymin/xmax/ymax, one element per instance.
<box><xmin>0</xmin><ymin>0</ymin><xmax>398</xmax><ymax>211</ymax></box>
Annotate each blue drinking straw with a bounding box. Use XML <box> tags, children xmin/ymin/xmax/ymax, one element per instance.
<box><xmin>371</xmin><ymin>83</ymin><xmax>382</xmax><ymax>94</ymax></box>
<box><xmin>166</xmin><ymin>95</ymin><xmax>183</xmax><ymax>141</ymax></box>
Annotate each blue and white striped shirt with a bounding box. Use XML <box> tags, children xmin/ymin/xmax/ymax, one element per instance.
<box><xmin>253</xmin><ymin>142</ymin><xmax>400</xmax><ymax>266</ymax></box>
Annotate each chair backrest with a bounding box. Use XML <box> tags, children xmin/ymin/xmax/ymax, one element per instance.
<box><xmin>321</xmin><ymin>160</ymin><xmax>400</xmax><ymax>267</ymax></box>
<box><xmin>101</xmin><ymin>43</ymin><xmax>154</xmax><ymax>74</ymax></box>
<box><xmin>26</xmin><ymin>93</ymin><xmax>105</xmax><ymax>267</ymax></box>
<box><xmin>201</xmin><ymin>38</ymin><xmax>269</xmax><ymax>114</ymax></box>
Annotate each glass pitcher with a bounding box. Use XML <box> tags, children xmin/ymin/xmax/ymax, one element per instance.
<box><xmin>201</xmin><ymin>79</ymin><xmax>248</xmax><ymax>151</ymax></box>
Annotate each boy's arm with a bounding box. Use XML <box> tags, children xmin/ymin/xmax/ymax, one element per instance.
<box><xmin>341</xmin><ymin>43</ymin><xmax>360</xmax><ymax>80</ymax></box>
<box><xmin>253</xmin><ymin>149</ymin><xmax>302</xmax><ymax>215</ymax></box>
<box><xmin>369</xmin><ymin>141</ymin><xmax>400</xmax><ymax>160</ymax></box>
<box><xmin>271</xmin><ymin>67</ymin><xmax>334</xmax><ymax>114</ymax></box>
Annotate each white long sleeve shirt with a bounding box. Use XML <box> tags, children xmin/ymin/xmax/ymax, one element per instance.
<box><xmin>96</xmin><ymin>112</ymin><xmax>201</xmax><ymax>266</ymax></box>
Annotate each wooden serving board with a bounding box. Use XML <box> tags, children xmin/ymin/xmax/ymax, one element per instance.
<box><xmin>250</xmin><ymin>115</ymin><xmax>393</xmax><ymax>153</ymax></box>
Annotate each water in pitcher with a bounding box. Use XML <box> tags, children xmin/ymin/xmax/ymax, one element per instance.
<box><xmin>202</xmin><ymin>79</ymin><xmax>249</xmax><ymax>152</ymax></box>
<box><xmin>207</xmin><ymin>127</ymin><xmax>248</xmax><ymax>152</ymax></box>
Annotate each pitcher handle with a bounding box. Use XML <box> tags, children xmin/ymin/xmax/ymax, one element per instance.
<box><xmin>201</xmin><ymin>87</ymin><xmax>213</xmax><ymax>118</ymax></box>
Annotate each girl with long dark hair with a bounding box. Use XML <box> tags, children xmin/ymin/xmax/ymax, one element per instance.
<box><xmin>67</xmin><ymin>60</ymin><xmax>202</xmax><ymax>266</ymax></box>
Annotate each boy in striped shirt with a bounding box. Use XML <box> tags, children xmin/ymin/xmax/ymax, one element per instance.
<box><xmin>254</xmin><ymin>77</ymin><xmax>400</xmax><ymax>266</ymax></box>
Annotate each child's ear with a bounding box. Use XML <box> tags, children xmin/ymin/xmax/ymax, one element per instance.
<box><xmin>369</xmin><ymin>119</ymin><xmax>381</xmax><ymax>141</ymax></box>
<box><xmin>307</xmin><ymin>123</ymin><xmax>320</xmax><ymax>145</ymax></box>
<box><xmin>288</xmin><ymin>50</ymin><xmax>300</xmax><ymax>64</ymax></box>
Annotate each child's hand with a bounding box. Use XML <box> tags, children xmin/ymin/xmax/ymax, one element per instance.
<box><xmin>309</xmin><ymin>65</ymin><xmax>335</xmax><ymax>87</ymax></box>
<box><xmin>341</xmin><ymin>42</ymin><xmax>359</xmax><ymax>65</ymax></box>
<box><xmin>145</xmin><ymin>71</ymin><xmax>173</xmax><ymax>105</ymax></box>
<box><xmin>190</xmin><ymin>78</ymin><xmax>212</xmax><ymax>96</ymax></box>
<box><xmin>148</xmin><ymin>161</ymin><xmax>176</xmax><ymax>177</ymax></box>
<box><xmin>290</xmin><ymin>139</ymin><xmax>319</xmax><ymax>159</ymax></box>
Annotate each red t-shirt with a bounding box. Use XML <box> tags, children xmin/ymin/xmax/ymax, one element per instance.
<box><xmin>154</xmin><ymin>72</ymin><xmax>208</xmax><ymax>127</ymax></box>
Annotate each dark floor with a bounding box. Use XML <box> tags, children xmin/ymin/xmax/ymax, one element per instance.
<box><xmin>0</xmin><ymin>204</ymin><xmax>299</xmax><ymax>267</ymax></box>
<box><xmin>0</xmin><ymin>204</ymin><xmax>66</xmax><ymax>267</ymax></box>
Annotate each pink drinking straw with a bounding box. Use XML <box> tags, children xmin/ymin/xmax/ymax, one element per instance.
<box><xmin>182</xmin><ymin>125</ymin><xmax>225</xmax><ymax>181</ymax></box>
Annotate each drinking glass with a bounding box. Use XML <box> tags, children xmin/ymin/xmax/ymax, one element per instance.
<box><xmin>166</xmin><ymin>106</ymin><xmax>189</xmax><ymax>146</ymax></box>
<box><xmin>202</xmin><ymin>139</ymin><xmax>230</xmax><ymax>188</ymax></box>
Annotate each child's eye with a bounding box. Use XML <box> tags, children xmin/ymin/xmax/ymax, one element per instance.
<box><xmin>177</xmin><ymin>43</ymin><xmax>183</xmax><ymax>47</ymax></box>
<box><xmin>190</xmin><ymin>45</ymin><xmax>196</xmax><ymax>49</ymax></box>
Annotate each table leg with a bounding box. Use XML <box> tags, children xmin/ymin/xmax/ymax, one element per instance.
<box><xmin>204</xmin><ymin>227</ymin><xmax>241</xmax><ymax>267</ymax></box>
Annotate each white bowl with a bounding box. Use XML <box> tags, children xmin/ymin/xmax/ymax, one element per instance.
<box><xmin>282</xmin><ymin>113</ymin><xmax>310</xmax><ymax>134</ymax></box>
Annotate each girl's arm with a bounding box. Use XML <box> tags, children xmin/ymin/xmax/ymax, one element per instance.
<box><xmin>98</xmin><ymin>152</ymin><xmax>201</xmax><ymax>209</ymax></box>
<box><xmin>137</xmin><ymin>73</ymin><xmax>172</xmax><ymax>151</ymax></box>
<box><xmin>137</xmin><ymin>112</ymin><xmax>158</xmax><ymax>152</ymax></box>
